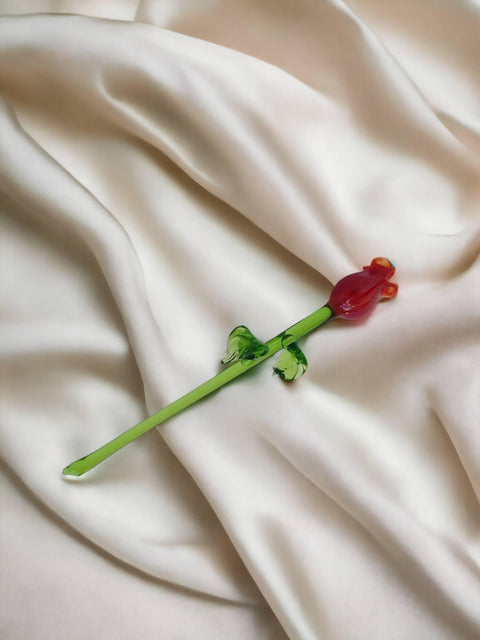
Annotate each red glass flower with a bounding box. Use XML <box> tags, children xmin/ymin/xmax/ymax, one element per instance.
<box><xmin>327</xmin><ymin>257</ymin><xmax>398</xmax><ymax>320</ymax></box>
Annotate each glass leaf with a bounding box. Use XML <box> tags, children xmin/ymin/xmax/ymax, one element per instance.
<box><xmin>273</xmin><ymin>342</ymin><xmax>308</xmax><ymax>381</ymax></box>
<box><xmin>221</xmin><ymin>325</ymin><xmax>268</xmax><ymax>365</ymax></box>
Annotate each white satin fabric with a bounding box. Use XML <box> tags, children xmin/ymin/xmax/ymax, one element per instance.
<box><xmin>1</xmin><ymin>2</ymin><xmax>479</xmax><ymax>639</ymax></box>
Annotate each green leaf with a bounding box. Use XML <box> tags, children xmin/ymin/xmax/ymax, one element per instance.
<box><xmin>273</xmin><ymin>342</ymin><xmax>308</xmax><ymax>381</ymax></box>
<box><xmin>221</xmin><ymin>325</ymin><xmax>268</xmax><ymax>365</ymax></box>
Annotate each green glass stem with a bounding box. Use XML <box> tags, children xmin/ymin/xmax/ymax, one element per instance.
<box><xmin>62</xmin><ymin>305</ymin><xmax>333</xmax><ymax>476</ymax></box>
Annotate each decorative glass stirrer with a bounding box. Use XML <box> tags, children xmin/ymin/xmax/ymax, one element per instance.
<box><xmin>63</xmin><ymin>258</ymin><xmax>398</xmax><ymax>477</ymax></box>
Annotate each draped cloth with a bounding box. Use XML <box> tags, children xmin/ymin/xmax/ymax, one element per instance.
<box><xmin>1</xmin><ymin>2</ymin><xmax>479</xmax><ymax>638</ymax></box>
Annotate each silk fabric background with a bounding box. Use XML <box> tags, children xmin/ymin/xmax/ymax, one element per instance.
<box><xmin>1</xmin><ymin>2</ymin><xmax>479</xmax><ymax>638</ymax></box>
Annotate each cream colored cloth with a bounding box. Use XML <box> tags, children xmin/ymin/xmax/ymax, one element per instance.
<box><xmin>1</xmin><ymin>2</ymin><xmax>479</xmax><ymax>639</ymax></box>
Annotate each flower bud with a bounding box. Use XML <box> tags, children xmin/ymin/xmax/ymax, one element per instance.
<box><xmin>327</xmin><ymin>258</ymin><xmax>398</xmax><ymax>320</ymax></box>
